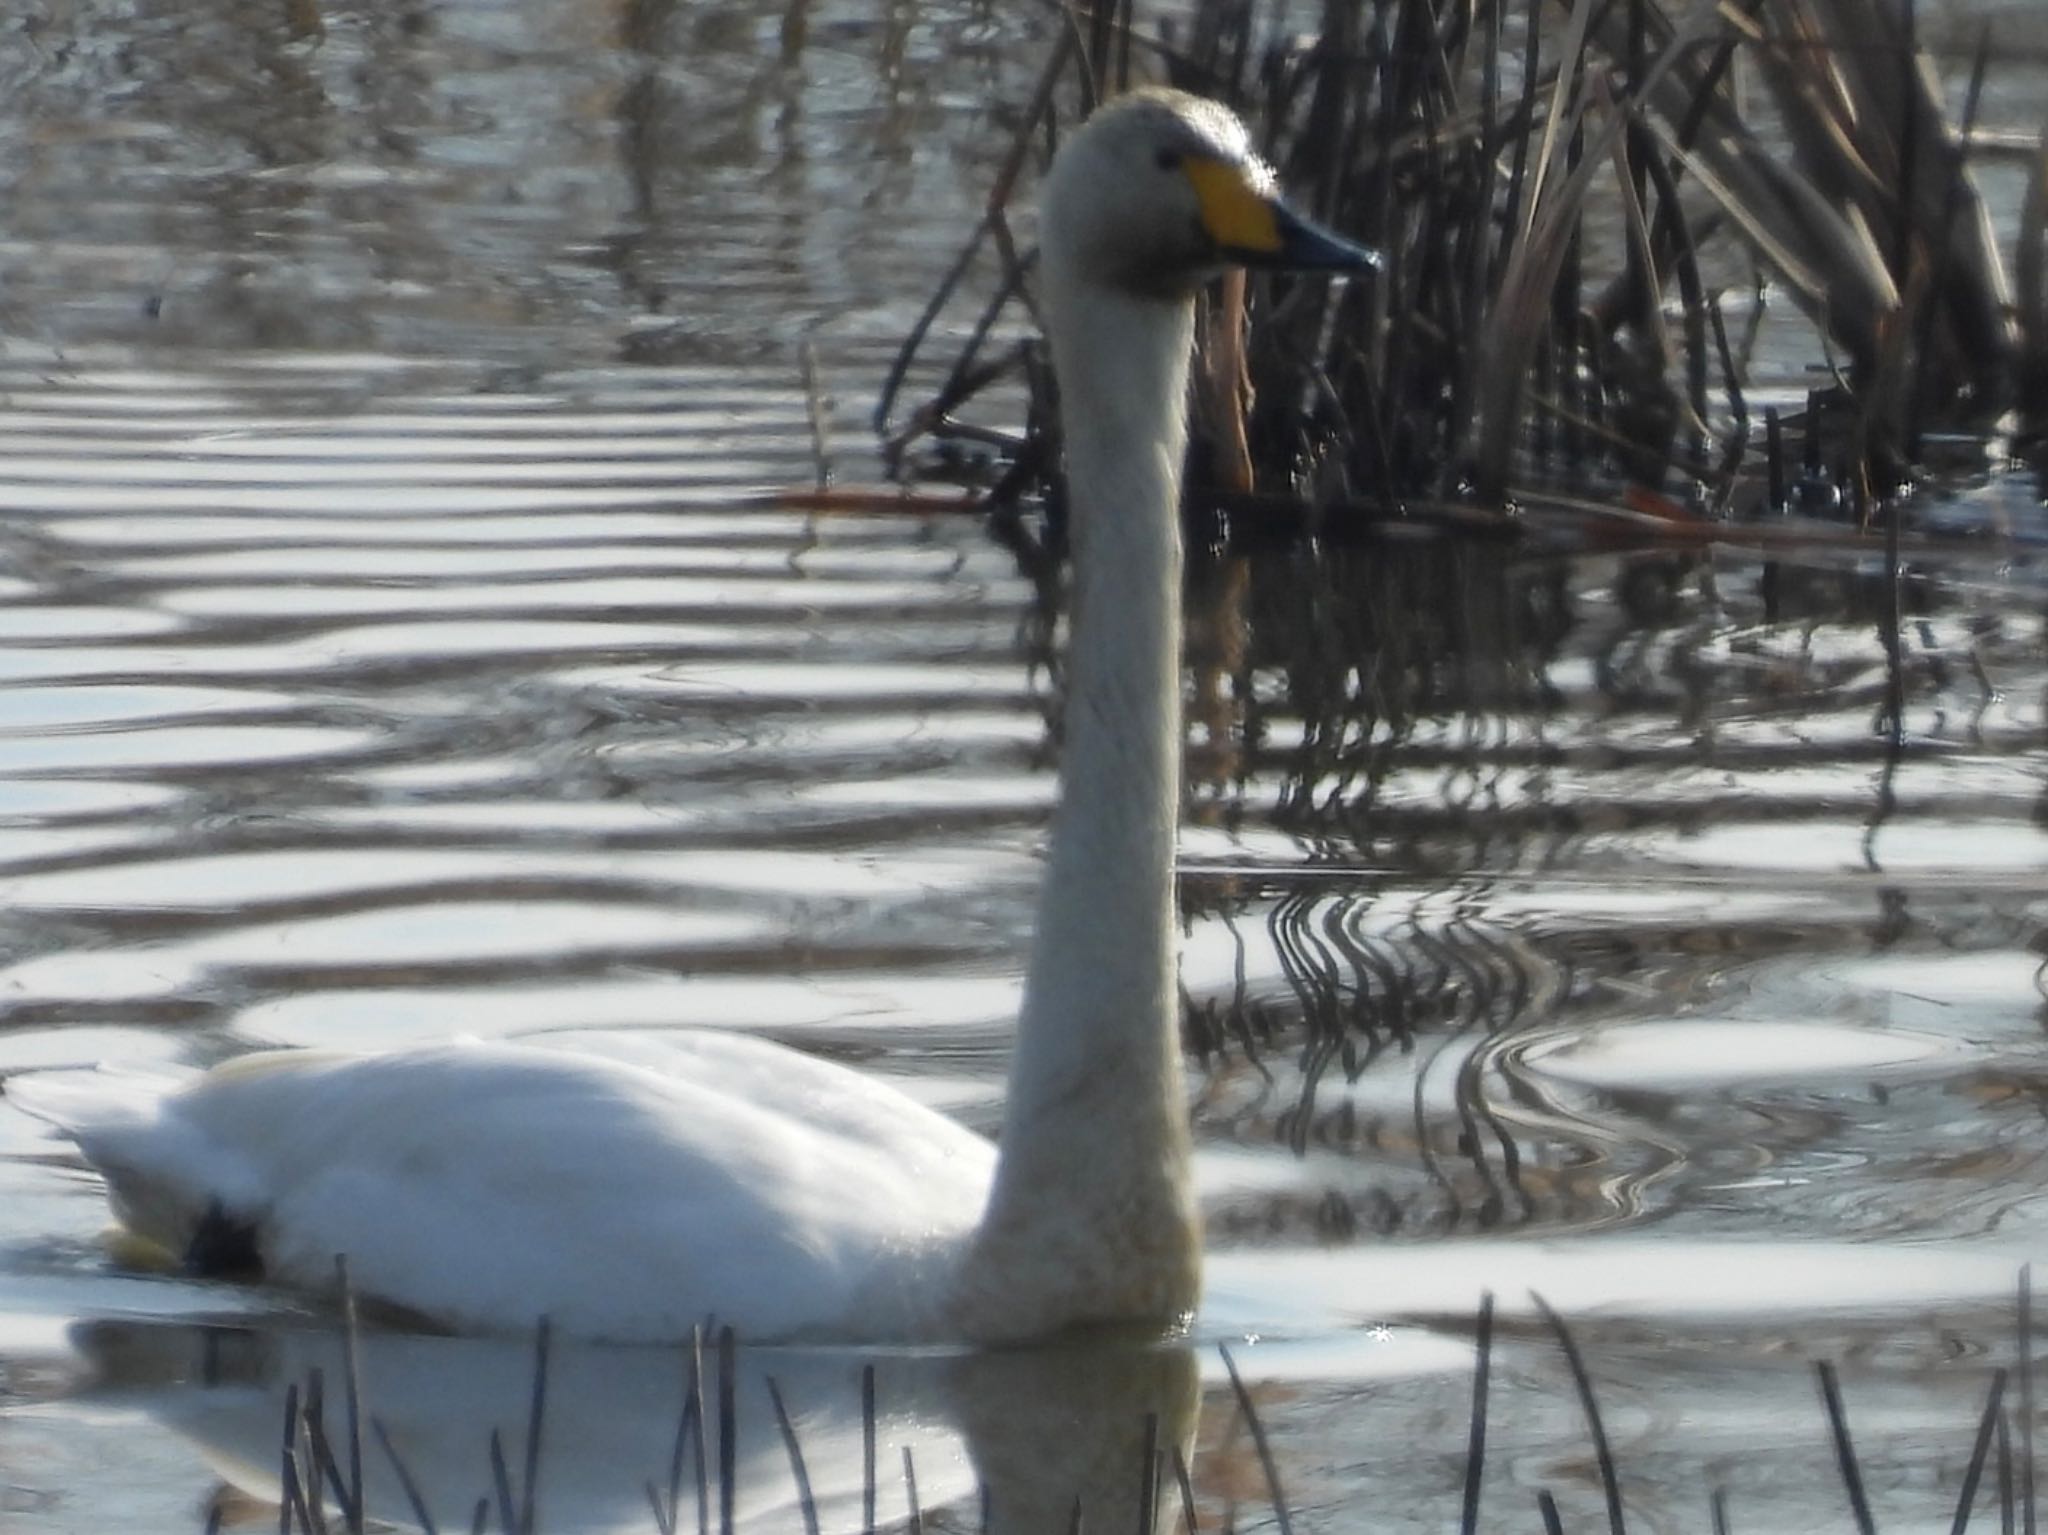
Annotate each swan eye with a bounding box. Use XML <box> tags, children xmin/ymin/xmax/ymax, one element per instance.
<box><xmin>1154</xmin><ymin>147</ymin><xmax>1183</xmax><ymax>172</ymax></box>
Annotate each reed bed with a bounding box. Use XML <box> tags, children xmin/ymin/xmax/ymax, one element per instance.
<box><xmin>877</xmin><ymin>0</ymin><xmax>2048</xmax><ymax>542</ymax></box>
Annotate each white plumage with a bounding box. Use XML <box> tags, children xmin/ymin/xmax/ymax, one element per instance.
<box><xmin>18</xmin><ymin>1035</ymin><xmax>992</xmax><ymax>1339</ymax></box>
<box><xmin>8</xmin><ymin>88</ymin><xmax>1371</xmax><ymax>1343</ymax></box>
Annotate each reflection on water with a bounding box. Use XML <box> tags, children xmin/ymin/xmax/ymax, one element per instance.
<box><xmin>60</xmin><ymin>1319</ymin><xmax>1196</xmax><ymax>1535</ymax></box>
<box><xmin>5</xmin><ymin>0</ymin><xmax>2048</xmax><ymax>1531</ymax></box>
<box><xmin>1173</xmin><ymin>535</ymin><xmax>2048</xmax><ymax>1252</ymax></box>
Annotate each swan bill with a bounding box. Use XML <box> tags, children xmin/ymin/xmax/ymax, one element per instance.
<box><xmin>1184</xmin><ymin>156</ymin><xmax>1378</xmax><ymax>273</ymax></box>
<box><xmin>1258</xmin><ymin>199</ymin><xmax>1381</xmax><ymax>272</ymax></box>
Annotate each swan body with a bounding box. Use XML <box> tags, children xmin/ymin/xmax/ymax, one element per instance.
<box><xmin>8</xmin><ymin>88</ymin><xmax>1372</xmax><ymax>1344</ymax></box>
<box><xmin>15</xmin><ymin>1034</ymin><xmax>994</xmax><ymax>1339</ymax></box>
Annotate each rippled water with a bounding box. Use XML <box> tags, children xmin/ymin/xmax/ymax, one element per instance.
<box><xmin>5</xmin><ymin>1</ymin><xmax>2048</xmax><ymax>1532</ymax></box>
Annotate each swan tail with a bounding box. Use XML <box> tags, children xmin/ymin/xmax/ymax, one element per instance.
<box><xmin>7</xmin><ymin>1067</ymin><xmax>260</xmax><ymax>1264</ymax></box>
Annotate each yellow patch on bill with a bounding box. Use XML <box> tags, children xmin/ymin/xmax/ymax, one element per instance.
<box><xmin>1185</xmin><ymin>157</ymin><xmax>1281</xmax><ymax>254</ymax></box>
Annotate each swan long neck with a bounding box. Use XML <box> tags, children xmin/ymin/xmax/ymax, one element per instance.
<box><xmin>958</xmin><ymin>275</ymin><xmax>1200</xmax><ymax>1336</ymax></box>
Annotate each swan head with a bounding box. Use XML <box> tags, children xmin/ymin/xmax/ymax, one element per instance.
<box><xmin>1039</xmin><ymin>87</ymin><xmax>1377</xmax><ymax>304</ymax></box>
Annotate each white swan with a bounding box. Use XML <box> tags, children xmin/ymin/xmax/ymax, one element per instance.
<box><xmin>8</xmin><ymin>88</ymin><xmax>1373</xmax><ymax>1344</ymax></box>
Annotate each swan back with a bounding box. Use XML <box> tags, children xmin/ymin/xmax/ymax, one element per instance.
<box><xmin>17</xmin><ymin>1038</ymin><xmax>997</xmax><ymax>1341</ymax></box>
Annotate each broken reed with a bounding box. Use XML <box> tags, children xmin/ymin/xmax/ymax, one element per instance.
<box><xmin>877</xmin><ymin>0</ymin><xmax>2048</xmax><ymax>535</ymax></box>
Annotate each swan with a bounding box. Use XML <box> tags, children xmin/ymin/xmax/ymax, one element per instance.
<box><xmin>7</xmin><ymin>88</ymin><xmax>1373</xmax><ymax>1344</ymax></box>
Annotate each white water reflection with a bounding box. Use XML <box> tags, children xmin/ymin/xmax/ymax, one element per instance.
<box><xmin>1523</xmin><ymin>1020</ymin><xmax>1961</xmax><ymax>1089</ymax></box>
<box><xmin>236</xmin><ymin>980</ymin><xmax>1016</xmax><ymax>1055</ymax></box>
<box><xmin>185</xmin><ymin>901</ymin><xmax>768</xmax><ymax>968</ymax></box>
<box><xmin>0</xmin><ymin>684</ymin><xmax>299</xmax><ymax>730</ymax></box>
<box><xmin>0</xmin><ymin>607</ymin><xmax>184</xmax><ymax>639</ymax></box>
<box><xmin>39</xmin><ymin>1319</ymin><xmax>1196</xmax><ymax>1535</ymax></box>
<box><xmin>0</xmin><ymin>725</ymin><xmax>370</xmax><ymax>773</ymax></box>
<box><xmin>1206</xmin><ymin>1239</ymin><xmax>2030</xmax><ymax>1335</ymax></box>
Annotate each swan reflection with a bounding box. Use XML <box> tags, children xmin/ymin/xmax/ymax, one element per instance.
<box><xmin>72</xmin><ymin>1318</ymin><xmax>1198</xmax><ymax>1535</ymax></box>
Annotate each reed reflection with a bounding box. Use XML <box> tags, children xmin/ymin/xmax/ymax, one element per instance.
<box><xmin>1153</xmin><ymin>498</ymin><xmax>2048</xmax><ymax>1250</ymax></box>
<box><xmin>72</xmin><ymin>1317</ymin><xmax>1199</xmax><ymax>1535</ymax></box>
